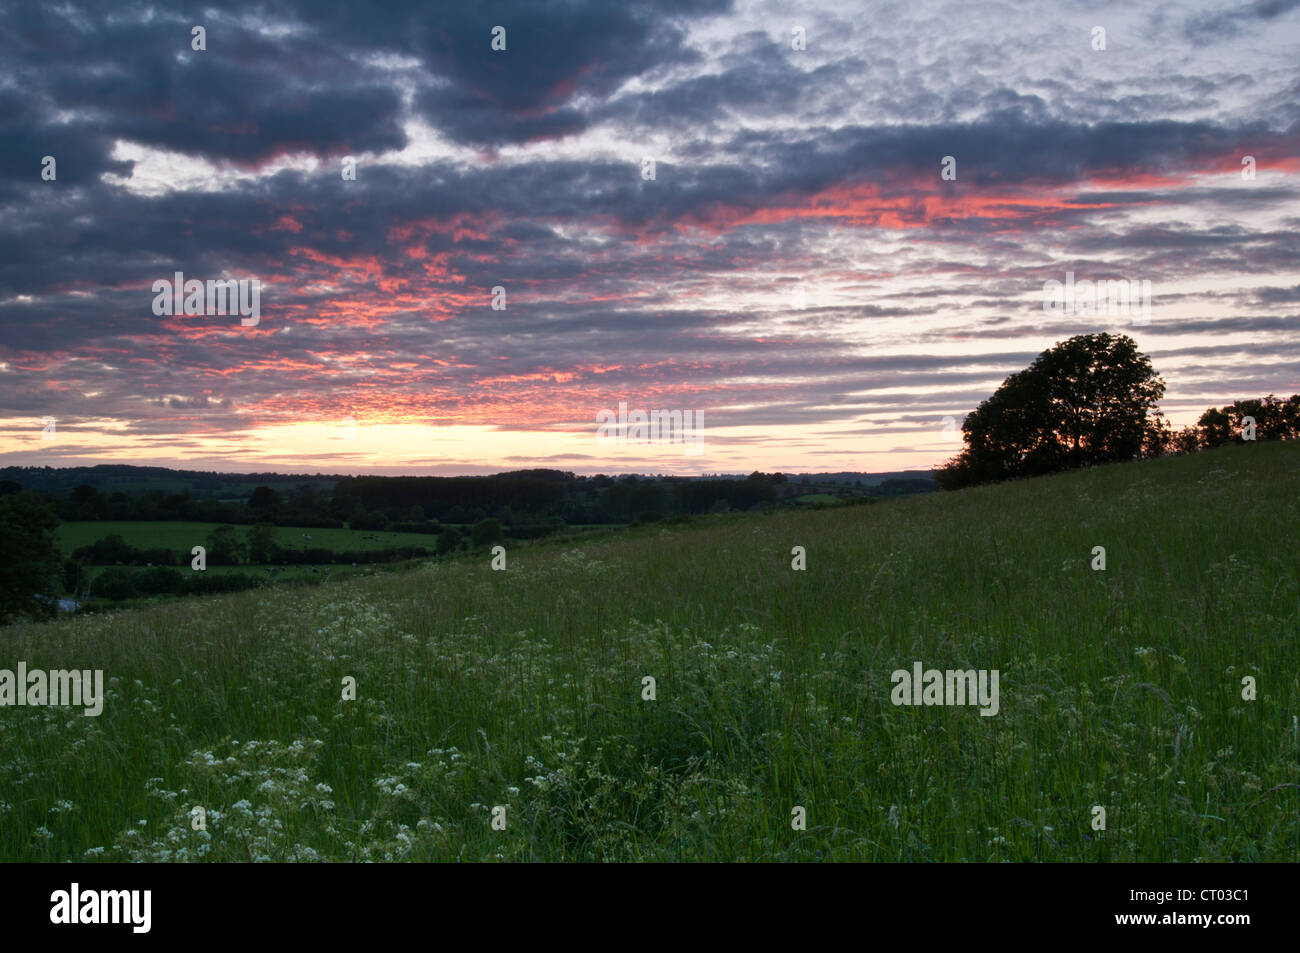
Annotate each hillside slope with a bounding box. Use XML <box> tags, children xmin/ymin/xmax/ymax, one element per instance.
<box><xmin>2</xmin><ymin>442</ymin><xmax>1297</xmax><ymax>861</ymax></box>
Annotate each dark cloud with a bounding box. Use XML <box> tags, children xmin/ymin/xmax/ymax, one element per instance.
<box><xmin>0</xmin><ymin>0</ymin><xmax>1297</xmax><ymax>470</ymax></box>
<box><xmin>1185</xmin><ymin>0</ymin><xmax>1300</xmax><ymax>40</ymax></box>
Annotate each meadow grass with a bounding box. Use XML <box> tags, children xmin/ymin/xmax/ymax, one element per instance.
<box><xmin>3</xmin><ymin>442</ymin><xmax>1297</xmax><ymax>861</ymax></box>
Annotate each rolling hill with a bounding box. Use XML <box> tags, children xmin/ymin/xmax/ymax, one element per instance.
<box><xmin>1</xmin><ymin>441</ymin><xmax>1296</xmax><ymax>861</ymax></box>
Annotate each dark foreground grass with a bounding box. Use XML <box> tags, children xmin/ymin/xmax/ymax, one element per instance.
<box><xmin>2</xmin><ymin>442</ymin><xmax>1297</xmax><ymax>861</ymax></box>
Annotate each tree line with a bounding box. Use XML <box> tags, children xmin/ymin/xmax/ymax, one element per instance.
<box><xmin>13</xmin><ymin>470</ymin><xmax>833</xmax><ymax>531</ymax></box>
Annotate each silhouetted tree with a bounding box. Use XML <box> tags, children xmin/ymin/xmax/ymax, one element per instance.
<box><xmin>936</xmin><ymin>333</ymin><xmax>1166</xmax><ymax>489</ymax></box>
<box><xmin>1137</xmin><ymin>393</ymin><xmax>1299</xmax><ymax>455</ymax></box>
<box><xmin>1216</xmin><ymin>394</ymin><xmax>1299</xmax><ymax>443</ymax></box>
<box><xmin>1195</xmin><ymin>406</ymin><xmax>1234</xmax><ymax>449</ymax></box>
<box><xmin>1170</xmin><ymin>426</ymin><xmax>1201</xmax><ymax>455</ymax></box>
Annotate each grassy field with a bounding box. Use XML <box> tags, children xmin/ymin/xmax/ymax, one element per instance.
<box><xmin>3</xmin><ymin>441</ymin><xmax>1297</xmax><ymax>861</ymax></box>
<box><xmin>56</xmin><ymin>521</ymin><xmax>442</xmax><ymax>555</ymax></box>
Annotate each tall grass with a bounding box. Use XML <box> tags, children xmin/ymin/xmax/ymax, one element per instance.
<box><xmin>2</xmin><ymin>441</ymin><xmax>1296</xmax><ymax>861</ymax></box>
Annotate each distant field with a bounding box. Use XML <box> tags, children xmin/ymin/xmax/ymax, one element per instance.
<box><xmin>6</xmin><ymin>442</ymin><xmax>1297</xmax><ymax>862</ymax></box>
<box><xmin>56</xmin><ymin>521</ymin><xmax>442</xmax><ymax>555</ymax></box>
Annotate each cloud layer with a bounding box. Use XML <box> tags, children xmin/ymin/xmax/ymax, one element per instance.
<box><xmin>1</xmin><ymin>0</ymin><xmax>1297</xmax><ymax>473</ymax></box>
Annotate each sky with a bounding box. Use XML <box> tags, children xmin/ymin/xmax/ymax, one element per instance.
<box><xmin>1</xmin><ymin>0</ymin><xmax>1298</xmax><ymax>476</ymax></box>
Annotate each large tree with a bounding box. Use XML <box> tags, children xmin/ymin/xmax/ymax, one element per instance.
<box><xmin>936</xmin><ymin>333</ymin><xmax>1166</xmax><ymax>489</ymax></box>
<box><xmin>0</xmin><ymin>492</ymin><xmax>64</xmax><ymax>625</ymax></box>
